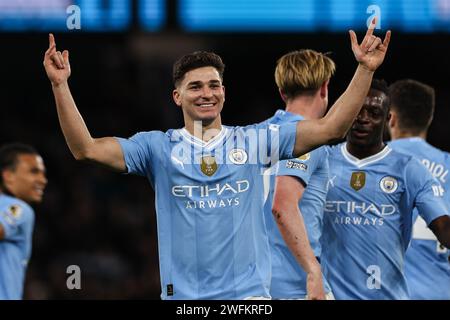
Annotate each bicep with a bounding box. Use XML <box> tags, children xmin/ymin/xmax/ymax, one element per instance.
<box><xmin>88</xmin><ymin>137</ymin><xmax>126</xmax><ymax>172</ymax></box>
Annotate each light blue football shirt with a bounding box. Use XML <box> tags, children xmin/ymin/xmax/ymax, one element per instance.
<box><xmin>389</xmin><ymin>137</ymin><xmax>450</xmax><ymax>300</ymax></box>
<box><xmin>117</xmin><ymin>121</ymin><xmax>298</xmax><ymax>299</ymax></box>
<box><xmin>0</xmin><ymin>193</ymin><xmax>35</xmax><ymax>300</ymax></box>
<box><xmin>263</xmin><ymin>110</ymin><xmax>331</xmax><ymax>298</ymax></box>
<box><xmin>321</xmin><ymin>143</ymin><xmax>449</xmax><ymax>300</ymax></box>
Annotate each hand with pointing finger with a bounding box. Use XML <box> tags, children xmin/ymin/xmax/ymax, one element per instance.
<box><xmin>349</xmin><ymin>18</ymin><xmax>391</xmax><ymax>72</ymax></box>
<box><xmin>43</xmin><ymin>33</ymin><xmax>71</xmax><ymax>86</ymax></box>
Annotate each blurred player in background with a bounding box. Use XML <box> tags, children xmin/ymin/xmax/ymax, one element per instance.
<box><xmin>388</xmin><ymin>79</ymin><xmax>450</xmax><ymax>300</ymax></box>
<box><xmin>321</xmin><ymin>79</ymin><xmax>450</xmax><ymax>299</ymax></box>
<box><xmin>264</xmin><ymin>49</ymin><xmax>335</xmax><ymax>299</ymax></box>
<box><xmin>43</xmin><ymin>22</ymin><xmax>390</xmax><ymax>299</ymax></box>
<box><xmin>0</xmin><ymin>143</ymin><xmax>47</xmax><ymax>299</ymax></box>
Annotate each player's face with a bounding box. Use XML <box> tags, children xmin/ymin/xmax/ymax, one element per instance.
<box><xmin>173</xmin><ymin>66</ymin><xmax>225</xmax><ymax>124</ymax></box>
<box><xmin>6</xmin><ymin>154</ymin><xmax>47</xmax><ymax>204</ymax></box>
<box><xmin>347</xmin><ymin>89</ymin><xmax>388</xmax><ymax>147</ymax></box>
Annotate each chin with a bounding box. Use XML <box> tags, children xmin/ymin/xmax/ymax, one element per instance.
<box><xmin>348</xmin><ymin>136</ymin><xmax>370</xmax><ymax>147</ymax></box>
<box><xmin>197</xmin><ymin>113</ymin><xmax>219</xmax><ymax>122</ymax></box>
<box><xmin>28</xmin><ymin>195</ymin><xmax>43</xmax><ymax>204</ymax></box>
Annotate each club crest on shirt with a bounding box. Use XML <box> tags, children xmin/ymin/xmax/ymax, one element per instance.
<box><xmin>200</xmin><ymin>156</ymin><xmax>218</xmax><ymax>176</ymax></box>
<box><xmin>297</xmin><ymin>153</ymin><xmax>311</xmax><ymax>161</ymax></box>
<box><xmin>1</xmin><ymin>204</ymin><xmax>23</xmax><ymax>226</ymax></box>
<box><xmin>228</xmin><ymin>149</ymin><xmax>248</xmax><ymax>165</ymax></box>
<box><xmin>379</xmin><ymin>176</ymin><xmax>398</xmax><ymax>194</ymax></box>
<box><xmin>350</xmin><ymin>171</ymin><xmax>366</xmax><ymax>191</ymax></box>
<box><xmin>8</xmin><ymin>205</ymin><xmax>23</xmax><ymax>219</ymax></box>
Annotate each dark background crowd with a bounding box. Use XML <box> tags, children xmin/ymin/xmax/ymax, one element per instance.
<box><xmin>1</xmin><ymin>1</ymin><xmax>449</xmax><ymax>299</ymax></box>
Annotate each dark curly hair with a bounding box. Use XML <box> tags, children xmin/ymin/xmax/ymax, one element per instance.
<box><xmin>172</xmin><ymin>51</ymin><xmax>225</xmax><ymax>87</ymax></box>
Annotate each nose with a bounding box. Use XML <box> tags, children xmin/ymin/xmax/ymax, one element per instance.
<box><xmin>39</xmin><ymin>174</ymin><xmax>48</xmax><ymax>186</ymax></box>
<box><xmin>201</xmin><ymin>86</ymin><xmax>214</xmax><ymax>98</ymax></box>
<box><xmin>356</xmin><ymin>109</ymin><xmax>370</xmax><ymax>123</ymax></box>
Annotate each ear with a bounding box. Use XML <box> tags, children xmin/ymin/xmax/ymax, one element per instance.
<box><xmin>278</xmin><ymin>88</ymin><xmax>287</xmax><ymax>102</ymax></box>
<box><xmin>388</xmin><ymin>110</ymin><xmax>396</xmax><ymax>128</ymax></box>
<box><xmin>320</xmin><ymin>80</ymin><xmax>329</xmax><ymax>99</ymax></box>
<box><xmin>173</xmin><ymin>89</ymin><xmax>182</xmax><ymax>107</ymax></box>
<box><xmin>222</xmin><ymin>85</ymin><xmax>226</xmax><ymax>102</ymax></box>
<box><xmin>1</xmin><ymin>170</ymin><xmax>13</xmax><ymax>187</ymax></box>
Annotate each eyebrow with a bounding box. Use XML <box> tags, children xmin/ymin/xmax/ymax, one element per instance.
<box><xmin>187</xmin><ymin>80</ymin><xmax>221</xmax><ymax>86</ymax></box>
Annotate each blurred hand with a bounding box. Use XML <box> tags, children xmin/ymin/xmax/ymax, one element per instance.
<box><xmin>349</xmin><ymin>18</ymin><xmax>391</xmax><ymax>72</ymax></box>
<box><xmin>306</xmin><ymin>267</ymin><xmax>326</xmax><ymax>300</ymax></box>
<box><xmin>43</xmin><ymin>33</ymin><xmax>71</xmax><ymax>86</ymax></box>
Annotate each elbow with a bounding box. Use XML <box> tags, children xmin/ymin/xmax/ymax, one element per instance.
<box><xmin>72</xmin><ymin>151</ymin><xmax>88</xmax><ymax>162</ymax></box>
<box><xmin>73</xmin><ymin>152</ymin><xmax>88</xmax><ymax>161</ymax></box>
<box><xmin>329</xmin><ymin>125</ymin><xmax>348</xmax><ymax>142</ymax></box>
<box><xmin>272</xmin><ymin>203</ymin><xmax>289</xmax><ymax>226</ymax></box>
<box><xmin>72</xmin><ymin>146</ymin><xmax>94</xmax><ymax>162</ymax></box>
<box><xmin>431</xmin><ymin>217</ymin><xmax>450</xmax><ymax>249</ymax></box>
<box><xmin>438</xmin><ymin>235</ymin><xmax>450</xmax><ymax>250</ymax></box>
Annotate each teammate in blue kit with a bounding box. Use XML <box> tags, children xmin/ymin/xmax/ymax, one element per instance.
<box><xmin>321</xmin><ymin>79</ymin><xmax>450</xmax><ymax>300</ymax></box>
<box><xmin>264</xmin><ymin>50</ymin><xmax>335</xmax><ymax>299</ymax></box>
<box><xmin>43</xmin><ymin>22</ymin><xmax>391</xmax><ymax>299</ymax></box>
<box><xmin>0</xmin><ymin>143</ymin><xmax>47</xmax><ymax>299</ymax></box>
<box><xmin>388</xmin><ymin>79</ymin><xmax>450</xmax><ymax>300</ymax></box>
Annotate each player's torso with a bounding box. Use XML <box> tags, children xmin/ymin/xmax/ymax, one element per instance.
<box><xmin>389</xmin><ymin>138</ymin><xmax>450</xmax><ymax>299</ymax></box>
<box><xmin>263</xmin><ymin>110</ymin><xmax>331</xmax><ymax>297</ymax></box>
<box><xmin>0</xmin><ymin>195</ymin><xmax>33</xmax><ymax>299</ymax></box>
<box><xmin>322</xmin><ymin>144</ymin><xmax>411</xmax><ymax>299</ymax></box>
<box><xmin>267</xmin><ymin>147</ymin><xmax>331</xmax><ymax>297</ymax></box>
<box><xmin>152</xmin><ymin>127</ymin><xmax>271</xmax><ymax>299</ymax></box>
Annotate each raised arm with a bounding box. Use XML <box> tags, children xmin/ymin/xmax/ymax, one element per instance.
<box><xmin>43</xmin><ymin>34</ymin><xmax>126</xmax><ymax>172</ymax></box>
<box><xmin>272</xmin><ymin>176</ymin><xmax>325</xmax><ymax>300</ymax></box>
<box><xmin>293</xmin><ymin>19</ymin><xmax>391</xmax><ymax>157</ymax></box>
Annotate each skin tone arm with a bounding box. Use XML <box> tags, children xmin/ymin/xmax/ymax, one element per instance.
<box><xmin>429</xmin><ymin>215</ymin><xmax>450</xmax><ymax>249</ymax></box>
<box><xmin>43</xmin><ymin>34</ymin><xmax>126</xmax><ymax>172</ymax></box>
<box><xmin>0</xmin><ymin>224</ymin><xmax>4</xmax><ymax>240</ymax></box>
<box><xmin>272</xmin><ymin>175</ymin><xmax>326</xmax><ymax>300</ymax></box>
<box><xmin>293</xmin><ymin>19</ymin><xmax>392</xmax><ymax>157</ymax></box>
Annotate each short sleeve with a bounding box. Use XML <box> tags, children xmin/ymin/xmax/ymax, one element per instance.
<box><xmin>0</xmin><ymin>202</ymin><xmax>33</xmax><ymax>240</ymax></box>
<box><xmin>276</xmin><ymin>147</ymin><xmax>324</xmax><ymax>186</ymax></box>
<box><xmin>260</xmin><ymin>121</ymin><xmax>298</xmax><ymax>165</ymax></box>
<box><xmin>407</xmin><ymin>159</ymin><xmax>450</xmax><ymax>226</ymax></box>
<box><xmin>116</xmin><ymin>131</ymin><xmax>163</xmax><ymax>177</ymax></box>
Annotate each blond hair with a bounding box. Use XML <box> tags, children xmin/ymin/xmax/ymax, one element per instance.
<box><xmin>275</xmin><ymin>49</ymin><xmax>335</xmax><ymax>99</ymax></box>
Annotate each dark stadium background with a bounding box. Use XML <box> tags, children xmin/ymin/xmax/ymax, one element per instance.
<box><xmin>1</xmin><ymin>1</ymin><xmax>449</xmax><ymax>299</ymax></box>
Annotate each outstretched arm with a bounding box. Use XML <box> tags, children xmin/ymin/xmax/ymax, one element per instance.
<box><xmin>293</xmin><ymin>19</ymin><xmax>391</xmax><ymax>157</ymax></box>
<box><xmin>43</xmin><ymin>34</ymin><xmax>126</xmax><ymax>172</ymax></box>
<box><xmin>429</xmin><ymin>215</ymin><xmax>450</xmax><ymax>249</ymax></box>
<box><xmin>272</xmin><ymin>176</ymin><xmax>325</xmax><ymax>300</ymax></box>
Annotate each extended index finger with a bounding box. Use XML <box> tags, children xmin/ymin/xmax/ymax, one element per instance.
<box><xmin>49</xmin><ymin>33</ymin><xmax>56</xmax><ymax>49</ymax></box>
<box><xmin>365</xmin><ymin>17</ymin><xmax>377</xmax><ymax>37</ymax></box>
<box><xmin>383</xmin><ymin>30</ymin><xmax>391</xmax><ymax>48</ymax></box>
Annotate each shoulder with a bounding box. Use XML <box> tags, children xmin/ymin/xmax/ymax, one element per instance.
<box><xmin>401</xmin><ymin>153</ymin><xmax>433</xmax><ymax>177</ymax></box>
<box><xmin>442</xmin><ymin>150</ymin><xmax>450</xmax><ymax>165</ymax></box>
<box><xmin>134</xmin><ymin>130</ymin><xmax>168</xmax><ymax>140</ymax></box>
<box><xmin>0</xmin><ymin>195</ymin><xmax>34</xmax><ymax>223</ymax></box>
<box><xmin>324</xmin><ymin>143</ymin><xmax>343</xmax><ymax>157</ymax></box>
<box><xmin>125</xmin><ymin>130</ymin><xmax>170</xmax><ymax>145</ymax></box>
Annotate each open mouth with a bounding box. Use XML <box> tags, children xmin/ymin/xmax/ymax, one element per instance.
<box><xmin>33</xmin><ymin>186</ymin><xmax>45</xmax><ymax>196</ymax></box>
<box><xmin>196</xmin><ymin>102</ymin><xmax>216</xmax><ymax>108</ymax></box>
<box><xmin>352</xmin><ymin>128</ymin><xmax>370</xmax><ymax>137</ymax></box>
